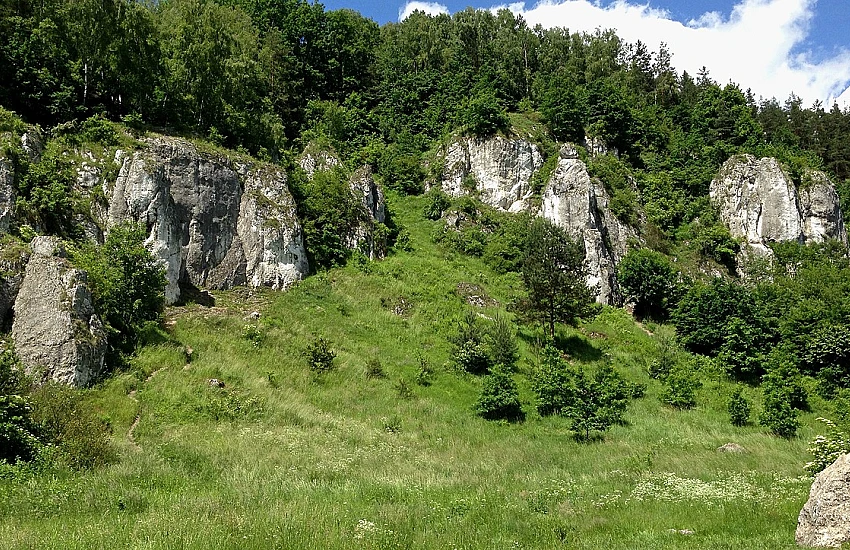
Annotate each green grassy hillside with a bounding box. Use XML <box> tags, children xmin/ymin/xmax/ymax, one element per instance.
<box><xmin>0</xmin><ymin>192</ymin><xmax>824</xmax><ymax>549</ymax></box>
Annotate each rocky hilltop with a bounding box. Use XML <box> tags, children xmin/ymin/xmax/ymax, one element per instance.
<box><xmin>711</xmin><ymin>155</ymin><xmax>847</xmax><ymax>259</ymax></box>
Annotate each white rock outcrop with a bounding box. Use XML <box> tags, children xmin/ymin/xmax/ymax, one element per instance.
<box><xmin>797</xmin><ymin>453</ymin><xmax>850</xmax><ymax>547</ymax></box>
<box><xmin>710</xmin><ymin>155</ymin><xmax>847</xmax><ymax>258</ymax></box>
<box><xmin>540</xmin><ymin>145</ymin><xmax>636</xmax><ymax>305</ymax></box>
<box><xmin>0</xmin><ymin>157</ymin><xmax>15</xmax><ymax>233</ymax></box>
<box><xmin>12</xmin><ymin>237</ymin><xmax>107</xmax><ymax>386</ymax></box>
<box><xmin>440</xmin><ymin>135</ymin><xmax>543</xmax><ymax>212</ymax></box>
<box><xmin>107</xmin><ymin>138</ymin><xmax>308</xmax><ymax>304</ymax></box>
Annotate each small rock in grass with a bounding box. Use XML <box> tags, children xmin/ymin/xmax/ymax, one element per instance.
<box><xmin>208</xmin><ymin>378</ymin><xmax>225</xmax><ymax>388</ymax></box>
<box><xmin>717</xmin><ymin>443</ymin><xmax>747</xmax><ymax>453</ymax></box>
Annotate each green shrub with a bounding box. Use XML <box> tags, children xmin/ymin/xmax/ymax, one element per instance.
<box><xmin>532</xmin><ymin>345</ymin><xmax>573</xmax><ymax>416</ymax></box>
<box><xmin>759</xmin><ymin>386</ymin><xmax>800</xmax><ymax>438</ymax></box>
<box><xmin>394</xmin><ymin>378</ymin><xmax>414</xmax><ymax>400</ymax></box>
<box><xmin>451</xmin><ymin>311</ymin><xmax>492</xmax><ymax>375</ymax></box>
<box><xmin>0</xmin><ymin>347</ymin><xmax>40</xmax><ymax>464</ymax></box>
<box><xmin>415</xmin><ymin>353</ymin><xmax>434</xmax><ymax>386</ymax></box>
<box><xmin>70</xmin><ymin>222</ymin><xmax>166</xmax><ymax>363</ymax></box>
<box><xmin>306</xmin><ymin>337</ymin><xmax>336</xmax><ymax>374</ymax></box>
<box><xmin>80</xmin><ymin>114</ymin><xmax>120</xmax><ymax>145</ymax></box>
<box><xmin>618</xmin><ymin>248</ymin><xmax>682</xmax><ymax>320</ymax></box>
<box><xmin>566</xmin><ymin>364</ymin><xmax>630</xmax><ymax>441</ymax></box>
<box><xmin>487</xmin><ymin>314</ymin><xmax>518</xmax><ymax>370</ymax></box>
<box><xmin>365</xmin><ymin>358</ymin><xmax>386</xmax><ymax>379</ymax></box>
<box><xmin>290</xmin><ymin>166</ymin><xmax>363</xmax><ymax>271</ymax></box>
<box><xmin>423</xmin><ymin>189</ymin><xmax>451</xmax><ymax>220</ymax></box>
<box><xmin>462</xmin><ymin>90</ymin><xmax>509</xmax><ymax>137</ymax></box>
<box><xmin>476</xmin><ymin>365</ymin><xmax>524</xmax><ymax>421</ymax></box>
<box><xmin>202</xmin><ymin>389</ymin><xmax>264</xmax><ymax>422</ymax></box>
<box><xmin>648</xmin><ymin>328</ymin><xmax>681</xmax><ymax>379</ymax></box>
<box><xmin>728</xmin><ymin>387</ymin><xmax>751</xmax><ymax>426</ymax></box>
<box><xmin>660</xmin><ymin>366</ymin><xmax>700</xmax><ymax>409</ymax></box>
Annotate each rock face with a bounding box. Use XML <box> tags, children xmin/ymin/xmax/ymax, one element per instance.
<box><xmin>710</xmin><ymin>155</ymin><xmax>847</xmax><ymax>257</ymax></box>
<box><xmin>107</xmin><ymin>137</ymin><xmax>308</xmax><ymax>304</ymax></box>
<box><xmin>540</xmin><ymin>145</ymin><xmax>635</xmax><ymax>305</ymax></box>
<box><xmin>0</xmin><ymin>157</ymin><xmax>15</xmax><ymax>233</ymax></box>
<box><xmin>12</xmin><ymin>237</ymin><xmax>107</xmax><ymax>386</ymax></box>
<box><xmin>797</xmin><ymin>453</ymin><xmax>850</xmax><ymax>547</ymax></box>
<box><xmin>347</xmin><ymin>166</ymin><xmax>386</xmax><ymax>259</ymax></box>
<box><xmin>440</xmin><ymin>135</ymin><xmax>543</xmax><ymax>212</ymax></box>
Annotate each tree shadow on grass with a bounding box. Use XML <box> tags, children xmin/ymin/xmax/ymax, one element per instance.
<box><xmin>553</xmin><ymin>334</ymin><xmax>603</xmax><ymax>362</ymax></box>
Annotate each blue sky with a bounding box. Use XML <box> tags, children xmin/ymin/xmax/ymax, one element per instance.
<box><xmin>318</xmin><ymin>0</ymin><xmax>850</xmax><ymax>105</ymax></box>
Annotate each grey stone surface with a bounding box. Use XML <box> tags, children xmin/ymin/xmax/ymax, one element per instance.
<box><xmin>540</xmin><ymin>145</ymin><xmax>636</xmax><ymax>305</ymax></box>
<box><xmin>797</xmin><ymin>454</ymin><xmax>850</xmax><ymax>547</ymax></box>
<box><xmin>440</xmin><ymin>135</ymin><xmax>544</xmax><ymax>212</ymax></box>
<box><xmin>107</xmin><ymin>137</ymin><xmax>308</xmax><ymax>303</ymax></box>
<box><xmin>12</xmin><ymin>236</ymin><xmax>107</xmax><ymax>386</ymax></box>
<box><xmin>710</xmin><ymin>155</ymin><xmax>847</xmax><ymax>264</ymax></box>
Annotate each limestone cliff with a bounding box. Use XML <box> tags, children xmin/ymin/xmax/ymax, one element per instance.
<box><xmin>12</xmin><ymin>237</ymin><xmax>107</xmax><ymax>386</ymax></box>
<box><xmin>710</xmin><ymin>155</ymin><xmax>847</xmax><ymax>259</ymax></box>
<box><xmin>439</xmin><ymin>135</ymin><xmax>543</xmax><ymax>212</ymax></box>
<box><xmin>540</xmin><ymin>145</ymin><xmax>636</xmax><ymax>305</ymax></box>
<box><xmin>107</xmin><ymin>137</ymin><xmax>308</xmax><ymax>304</ymax></box>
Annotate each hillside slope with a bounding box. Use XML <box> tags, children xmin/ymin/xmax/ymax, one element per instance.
<box><xmin>0</xmin><ymin>192</ymin><xmax>822</xmax><ymax>550</ymax></box>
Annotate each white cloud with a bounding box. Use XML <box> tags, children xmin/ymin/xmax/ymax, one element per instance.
<box><xmin>399</xmin><ymin>1</ymin><xmax>449</xmax><ymax>21</ymax></box>
<box><xmin>499</xmin><ymin>0</ymin><xmax>850</xmax><ymax>106</ymax></box>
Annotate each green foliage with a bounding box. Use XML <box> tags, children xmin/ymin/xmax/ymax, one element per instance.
<box><xmin>539</xmin><ymin>74</ymin><xmax>586</xmax><ymax>142</ymax></box>
<box><xmin>16</xmin><ymin>146</ymin><xmax>76</xmax><ymax>236</ymax></box>
<box><xmin>761</xmin><ymin>355</ymin><xmax>808</xmax><ymax>412</ymax></box>
<box><xmin>70</xmin><ymin>223</ymin><xmax>166</xmax><ymax>362</ymax></box>
<box><xmin>694</xmin><ymin>224</ymin><xmax>740</xmax><ymax>271</ymax></box>
<box><xmin>291</xmin><ymin>166</ymin><xmax>363</xmax><ymax>271</ymax></box>
<box><xmin>519</xmin><ymin>217</ymin><xmax>595</xmax><ymax>338</ymax></box>
<box><xmin>659</xmin><ymin>366</ymin><xmax>701</xmax><ymax>410</ymax></box>
<box><xmin>803</xmin><ymin>324</ymin><xmax>850</xmax><ymax>397</ymax></box>
<box><xmin>0</xmin><ymin>347</ymin><xmax>40</xmax><ymax>464</ymax></box>
<box><xmin>759</xmin><ymin>385</ymin><xmax>800</xmax><ymax>439</ymax></box>
<box><xmin>727</xmin><ymin>387</ymin><xmax>751</xmax><ymax>427</ymax></box>
<box><xmin>532</xmin><ymin>345</ymin><xmax>573</xmax><ymax>417</ymax></box>
<box><xmin>487</xmin><ymin>314</ymin><xmax>518</xmax><ymax>370</ymax></box>
<box><xmin>462</xmin><ymin>90</ymin><xmax>509</xmax><ymax>137</ymax></box>
<box><xmin>305</xmin><ymin>337</ymin><xmax>336</xmax><ymax>374</ymax></box>
<box><xmin>202</xmin><ymin>388</ymin><xmax>264</xmax><ymax>421</ymax></box>
<box><xmin>422</xmin><ymin>188</ymin><xmax>451</xmax><ymax>220</ymax></box>
<box><xmin>365</xmin><ymin>357</ymin><xmax>386</xmax><ymax>379</ymax></box>
<box><xmin>415</xmin><ymin>353</ymin><xmax>435</xmax><ymax>386</ymax></box>
<box><xmin>805</xmin><ymin>418</ymin><xmax>850</xmax><ymax>475</ymax></box>
<box><xmin>673</xmin><ymin>278</ymin><xmax>768</xmax><ymax>361</ymax></box>
<box><xmin>648</xmin><ymin>328</ymin><xmax>682</xmax><ymax>379</ymax></box>
<box><xmin>376</xmin><ymin>139</ymin><xmax>425</xmax><ymax>195</ymax></box>
<box><xmin>28</xmin><ymin>383</ymin><xmax>115</xmax><ymax>469</ymax></box>
<box><xmin>586</xmin><ymin>154</ymin><xmax>639</xmax><ymax>226</ymax></box>
<box><xmin>567</xmin><ymin>364</ymin><xmax>630</xmax><ymax>441</ymax></box>
<box><xmin>618</xmin><ymin>248</ymin><xmax>682</xmax><ymax>320</ymax></box>
<box><xmin>476</xmin><ymin>365</ymin><xmax>524</xmax><ymax>421</ymax></box>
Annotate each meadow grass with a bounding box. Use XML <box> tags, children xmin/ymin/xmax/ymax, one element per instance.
<box><xmin>0</xmin><ymin>192</ymin><xmax>825</xmax><ymax>549</ymax></box>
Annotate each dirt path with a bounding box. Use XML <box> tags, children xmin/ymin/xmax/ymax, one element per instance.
<box><xmin>126</xmin><ymin>365</ymin><xmax>173</xmax><ymax>450</ymax></box>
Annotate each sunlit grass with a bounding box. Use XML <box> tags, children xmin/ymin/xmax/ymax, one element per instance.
<box><xmin>0</xmin><ymin>192</ymin><xmax>819</xmax><ymax>549</ymax></box>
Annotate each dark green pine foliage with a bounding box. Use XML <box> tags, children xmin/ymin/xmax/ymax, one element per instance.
<box><xmin>519</xmin><ymin>218</ymin><xmax>595</xmax><ymax>339</ymax></box>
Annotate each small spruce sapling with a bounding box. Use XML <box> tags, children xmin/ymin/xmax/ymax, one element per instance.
<box><xmin>306</xmin><ymin>337</ymin><xmax>336</xmax><ymax>374</ymax></box>
<box><xmin>728</xmin><ymin>387</ymin><xmax>751</xmax><ymax>426</ymax></box>
<box><xmin>476</xmin><ymin>365</ymin><xmax>524</xmax><ymax>421</ymax></box>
